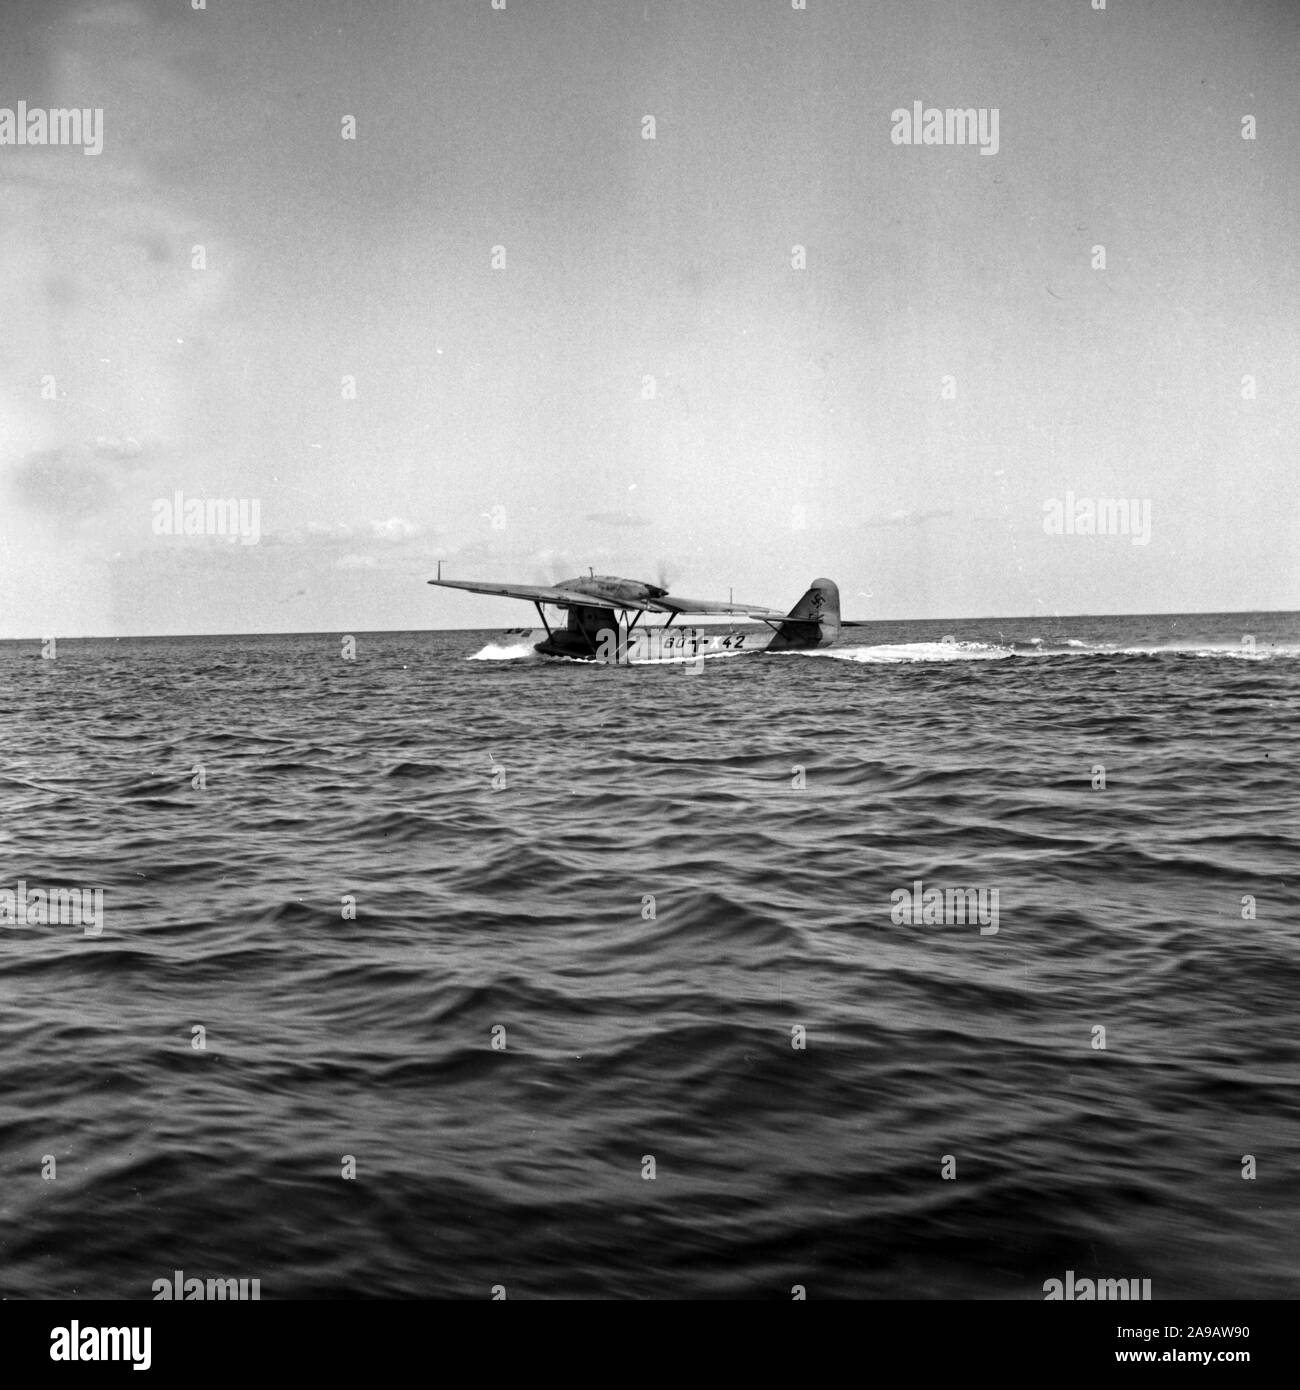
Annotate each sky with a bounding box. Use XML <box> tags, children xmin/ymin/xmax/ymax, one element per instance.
<box><xmin>0</xmin><ymin>0</ymin><xmax>1296</xmax><ymax>636</ymax></box>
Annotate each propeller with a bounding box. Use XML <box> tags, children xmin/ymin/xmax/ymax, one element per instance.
<box><xmin>528</xmin><ymin>552</ymin><xmax>571</xmax><ymax>587</ymax></box>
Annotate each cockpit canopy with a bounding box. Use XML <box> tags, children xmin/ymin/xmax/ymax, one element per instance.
<box><xmin>557</xmin><ymin>575</ymin><xmax>669</xmax><ymax>602</ymax></box>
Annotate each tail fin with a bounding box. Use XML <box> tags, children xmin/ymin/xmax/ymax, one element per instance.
<box><xmin>765</xmin><ymin>578</ymin><xmax>841</xmax><ymax>651</ymax></box>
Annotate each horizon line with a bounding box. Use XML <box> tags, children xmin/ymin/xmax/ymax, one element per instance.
<box><xmin>1</xmin><ymin>607</ymin><xmax>1295</xmax><ymax>642</ymax></box>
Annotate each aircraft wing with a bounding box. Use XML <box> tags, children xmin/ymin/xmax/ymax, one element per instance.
<box><xmin>428</xmin><ymin>578</ymin><xmax>661</xmax><ymax>611</ymax></box>
<box><xmin>651</xmin><ymin>595</ymin><xmax>785</xmax><ymax>617</ymax></box>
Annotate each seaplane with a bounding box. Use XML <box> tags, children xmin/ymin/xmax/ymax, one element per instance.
<box><xmin>428</xmin><ymin>564</ymin><xmax>867</xmax><ymax>664</ymax></box>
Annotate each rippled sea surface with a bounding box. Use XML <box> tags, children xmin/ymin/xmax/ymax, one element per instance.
<box><xmin>2</xmin><ymin>611</ymin><xmax>1297</xmax><ymax>1300</ymax></box>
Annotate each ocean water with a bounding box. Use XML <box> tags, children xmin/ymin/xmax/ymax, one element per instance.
<box><xmin>1</xmin><ymin>611</ymin><xmax>1297</xmax><ymax>1300</ymax></box>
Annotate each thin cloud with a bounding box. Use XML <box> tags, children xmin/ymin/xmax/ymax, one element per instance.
<box><xmin>585</xmin><ymin>511</ymin><xmax>651</xmax><ymax>527</ymax></box>
<box><xmin>857</xmin><ymin>507</ymin><xmax>955</xmax><ymax>530</ymax></box>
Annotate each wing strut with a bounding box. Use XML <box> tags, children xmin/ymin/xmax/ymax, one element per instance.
<box><xmin>533</xmin><ymin>602</ymin><xmax>553</xmax><ymax>639</ymax></box>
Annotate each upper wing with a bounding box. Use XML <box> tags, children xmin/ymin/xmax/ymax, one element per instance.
<box><xmin>428</xmin><ymin>578</ymin><xmax>661</xmax><ymax>611</ymax></box>
<box><xmin>652</xmin><ymin>594</ymin><xmax>784</xmax><ymax>617</ymax></box>
<box><xmin>430</xmin><ymin>576</ymin><xmax>782</xmax><ymax>617</ymax></box>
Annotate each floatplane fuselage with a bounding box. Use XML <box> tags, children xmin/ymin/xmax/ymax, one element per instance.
<box><xmin>428</xmin><ymin>566</ymin><xmax>865</xmax><ymax>665</ymax></box>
